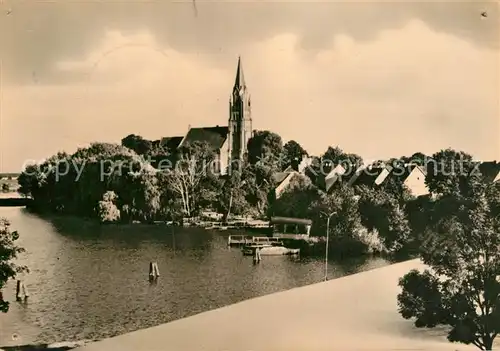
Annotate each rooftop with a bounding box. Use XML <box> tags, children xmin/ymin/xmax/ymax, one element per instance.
<box><xmin>350</xmin><ymin>166</ymin><xmax>387</xmax><ymax>187</ymax></box>
<box><xmin>385</xmin><ymin>164</ymin><xmax>425</xmax><ymax>182</ymax></box>
<box><xmin>477</xmin><ymin>161</ymin><xmax>500</xmax><ymax>183</ymax></box>
<box><xmin>179</xmin><ymin>126</ymin><xmax>229</xmax><ymax>150</ymax></box>
<box><xmin>159</xmin><ymin>136</ymin><xmax>183</xmax><ymax>150</ymax></box>
<box><xmin>272</xmin><ymin>171</ymin><xmax>292</xmax><ymax>185</ymax></box>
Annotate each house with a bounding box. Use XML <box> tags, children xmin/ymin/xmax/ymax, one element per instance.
<box><xmin>271</xmin><ymin>156</ymin><xmax>315</xmax><ymax>197</ymax></box>
<box><xmin>283</xmin><ymin>156</ymin><xmax>313</xmax><ymax>174</ymax></box>
<box><xmin>297</xmin><ymin>157</ymin><xmax>313</xmax><ymax>173</ymax></box>
<box><xmin>272</xmin><ymin>169</ymin><xmax>316</xmax><ymax>199</ymax></box>
<box><xmin>317</xmin><ymin>164</ymin><xmax>347</xmax><ymax>193</ymax></box>
<box><xmin>349</xmin><ymin>166</ymin><xmax>389</xmax><ymax>188</ymax></box>
<box><xmin>272</xmin><ymin>171</ymin><xmax>301</xmax><ymax>199</ymax></box>
<box><xmin>383</xmin><ymin>164</ymin><xmax>429</xmax><ymax>197</ymax></box>
<box><xmin>344</xmin><ymin>163</ymin><xmax>428</xmax><ymax>197</ymax></box>
<box><xmin>399</xmin><ymin>164</ymin><xmax>428</xmax><ymax>196</ymax></box>
<box><xmin>158</xmin><ymin>57</ymin><xmax>253</xmax><ymax>175</ymax></box>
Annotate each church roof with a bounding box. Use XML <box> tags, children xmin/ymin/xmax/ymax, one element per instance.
<box><xmin>160</xmin><ymin>136</ymin><xmax>183</xmax><ymax>150</ymax></box>
<box><xmin>179</xmin><ymin>126</ymin><xmax>229</xmax><ymax>150</ymax></box>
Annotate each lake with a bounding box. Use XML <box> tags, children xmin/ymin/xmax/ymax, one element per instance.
<box><xmin>0</xmin><ymin>207</ymin><xmax>391</xmax><ymax>347</ymax></box>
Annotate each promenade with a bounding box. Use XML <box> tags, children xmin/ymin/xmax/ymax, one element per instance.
<box><xmin>75</xmin><ymin>259</ymin><xmax>476</xmax><ymax>351</ymax></box>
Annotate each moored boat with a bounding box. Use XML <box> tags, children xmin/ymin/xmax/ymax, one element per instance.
<box><xmin>242</xmin><ymin>243</ymin><xmax>300</xmax><ymax>256</ymax></box>
<box><xmin>228</xmin><ymin>235</ymin><xmax>282</xmax><ymax>246</ymax></box>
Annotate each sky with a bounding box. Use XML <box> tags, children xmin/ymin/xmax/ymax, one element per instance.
<box><xmin>0</xmin><ymin>0</ymin><xmax>499</xmax><ymax>172</ymax></box>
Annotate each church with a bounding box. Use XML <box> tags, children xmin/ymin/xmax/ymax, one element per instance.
<box><xmin>159</xmin><ymin>57</ymin><xmax>253</xmax><ymax>174</ymax></box>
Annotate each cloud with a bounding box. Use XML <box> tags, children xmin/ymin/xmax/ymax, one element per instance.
<box><xmin>1</xmin><ymin>1</ymin><xmax>497</xmax><ymax>86</ymax></box>
<box><xmin>1</xmin><ymin>19</ymin><xmax>498</xmax><ymax>172</ymax></box>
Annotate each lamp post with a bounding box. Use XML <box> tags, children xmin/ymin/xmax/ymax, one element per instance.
<box><xmin>320</xmin><ymin>211</ymin><xmax>337</xmax><ymax>282</ymax></box>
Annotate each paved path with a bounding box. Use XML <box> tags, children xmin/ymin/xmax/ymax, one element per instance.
<box><xmin>75</xmin><ymin>259</ymin><xmax>476</xmax><ymax>351</ymax></box>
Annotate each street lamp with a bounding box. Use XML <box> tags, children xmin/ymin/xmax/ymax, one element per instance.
<box><xmin>320</xmin><ymin>211</ymin><xmax>337</xmax><ymax>282</ymax></box>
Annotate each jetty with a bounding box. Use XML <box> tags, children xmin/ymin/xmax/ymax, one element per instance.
<box><xmin>74</xmin><ymin>259</ymin><xmax>476</xmax><ymax>351</ymax></box>
<box><xmin>227</xmin><ymin>235</ymin><xmax>281</xmax><ymax>246</ymax></box>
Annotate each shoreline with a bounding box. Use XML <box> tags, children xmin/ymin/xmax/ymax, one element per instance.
<box><xmin>19</xmin><ymin>208</ymin><xmax>386</xmax><ymax>259</ymax></box>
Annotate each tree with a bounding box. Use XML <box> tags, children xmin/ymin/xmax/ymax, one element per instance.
<box><xmin>146</xmin><ymin>143</ymin><xmax>171</xmax><ymax>170</ymax></box>
<box><xmin>18</xmin><ymin>143</ymin><xmax>163</xmax><ymax>221</ymax></box>
<box><xmin>156</xmin><ymin>171</ymin><xmax>183</xmax><ymax>220</ymax></box>
<box><xmin>282</xmin><ymin>140</ymin><xmax>308</xmax><ymax>171</ymax></box>
<box><xmin>397</xmin><ymin>179</ymin><xmax>500</xmax><ymax>350</ymax></box>
<box><xmin>408</xmin><ymin>152</ymin><xmax>428</xmax><ymax>166</ymax></box>
<box><xmin>308</xmin><ymin>185</ymin><xmax>381</xmax><ymax>256</ymax></box>
<box><xmin>321</xmin><ymin>146</ymin><xmax>363</xmax><ymax>173</ymax></box>
<box><xmin>358</xmin><ymin>186</ymin><xmax>412</xmax><ymax>253</ymax></box>
<box><xmin>384</xmin><ymin>152</ymin><xmax>429</xmax><ymax>168</ymax></box>
<box><xmin>216</xmin><ymin>170</ymin><xmax>249</xmax><ymax>220</ymax></box>
<box><xmin>97</xmin><ymin>191</ymin><xmax>121</xmax><ymax>223</ymax></box>
<box><xmin>425</xmin><ymin>149</ymin><xmax>475</xmax><ymax>198</ymax></box>
<box><xmin>121</xmin><ymin>134</ymin><xmax>153</xmax><ymax>156</ymax></box>
<box><xmin>306</xmin><ymin>146</ymin><xmax>363</xmax><ymax>189</ymax></box>
<box><xmin>308</xmin><ymin>184</ymin><xmax>360</xmax><ymax>237</ymax></box>
<box><xmin>247</xmin><ymin>130</ymin><xmax>284</xmax><ymax>168</ymax></box>
<box><xmin>270</xmin><ymin>173</ymin><xmax>319</xmax><ymax>218</ymax></box>
<box><xmin>240</xmin><ymin>164</ymin><xmax>275</xmax><ymax>217</ymax></box>
<box><xmin>164</xmin><ymin>141</ymin><xmax>217</xmax><ymax>217</ymax></box>
<box><xmin>0</xmin><ymin>219</ymin><xmax>28</xmax><ymax>313</ymax></box>
<box><xmin>18</xmin><ymin>164</ymin><xmax>44</xmax><ymax>198</ymax></box>
<box><xmin>1</xmin><ymin>183</ymin><xmax>10</xmax><ymax>192</ymax></box>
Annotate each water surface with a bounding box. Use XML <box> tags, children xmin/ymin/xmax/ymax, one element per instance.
<box><xmin>0</xmin><ymin>207</ymin><xmax>390</xmax><ymax>346</ymax></box>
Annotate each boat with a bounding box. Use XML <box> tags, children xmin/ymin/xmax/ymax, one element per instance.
<box><xmin>242</xmin><ymin>243</ymin><xmax>300</xmax><ymax>256</ymax></box>
<box><xmin>228</xmin><ymin>235</ymin><xmax>282</xmax><ymax>246</ymax></box>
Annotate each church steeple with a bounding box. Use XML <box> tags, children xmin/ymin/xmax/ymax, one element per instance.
<box><xmin>234</xmin><ymin>56</ymin><xmax>246</xmax><ymax>91</ymax></box>
<box><xmin>228</xmin><ymin>56</ymin><xmax>253</xmax><ymax>167</ymax></box>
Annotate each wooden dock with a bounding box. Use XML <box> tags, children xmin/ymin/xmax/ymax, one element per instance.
<box><xmin>227</xmin><ymin>235</ymin><xmax>281</xmax><ymax>246</ymax></box>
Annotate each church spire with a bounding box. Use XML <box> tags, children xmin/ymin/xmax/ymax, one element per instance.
<box><xmin>228</xmin><ymin>56</ymin><xmax>252</xmax><ymax>165</ymax></box>
<box><xmin>233</xmin><ymin>56</ymin><xmax>246</xmax><ymax>90</ymax></box>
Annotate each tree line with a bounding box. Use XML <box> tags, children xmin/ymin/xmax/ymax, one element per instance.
<box><xmin>17</xmin><ymin>130</ymin><xmax>499</xmax><ymax>258</ymax></box>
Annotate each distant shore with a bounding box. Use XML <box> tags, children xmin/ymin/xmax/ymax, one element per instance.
<box><xmin>0</xmin><ymin>340</ymin><xmax>93</xmax><ymax>351</ymax></box>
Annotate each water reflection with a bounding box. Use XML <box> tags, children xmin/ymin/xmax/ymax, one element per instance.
<box><xmin>0</xmin><ymin>207</ymin><xmax>391</xmax><ymax>346</ymax></box>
